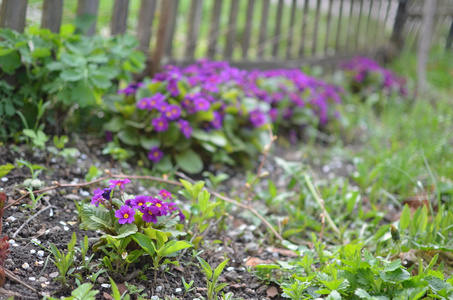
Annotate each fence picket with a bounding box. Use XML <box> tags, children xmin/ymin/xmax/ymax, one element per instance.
<box><xmin>335</xmin><ymin>0</ymin><xmax>344</xmax><ymax>52</ymax></box>
<box><xmin>242</xmin><ymin>0</ymin><xmax>255</xmax><ymax>58</ymax></box>
<box><xmin>111</xmin><ymin>0</ymin><xmax>130</xmax><ymax>35</ymax></box>
<box><xmin>185</xmin><ymin>0</ymin><xmax>203</xmax><ymax>59</ymax></box>
<box><xmin>312</xmin><ymin>0</ymin><xmax>322</xmax><ymax>55</ymax></box>
<box><xmin>207</xmin><ymin>0</ymin><xmax>223</xmax><ymax>59</ymax></box>
<box><xmin>324</xmin><ymin>0</ymin><xmax>334</xmax><ymax>55</ymax></box>
<box><xmin>257</xmin><ymin>0</ymin><xmax>270</xmax><ymax>58</ymax></box>
<box><xmin>224</xmin><ymin>0</ymin><xmax>239</xmax><ymax>59</ymax></box>
<box><xmin>77</xmin><ymin>0</ymin><xmax>100</xmax><ymax>36</ymax></box>
<box><xmin>136</xmin><ymin>0</ymin><xmax>157</xmax><ymax>52</ymax></box>
<box><xmin>0</xmin><ymin>0</ymin><xmax>27</xmax><ymax>32</ymax></box>
<box><xmin>41</xmin><ymin>0</ymin><xmax>63</xmax><ymax>33</ymax></box>
<box><xmin>299</xmin><ymin>0</ymin><xmax>310</xmax><ymax>57</ymax></box>
<box><xmin>272</xmin><ymin>0</ymin><xmax>284</xmax><ymax>57</ymax></box>
<box><xmin>286</xmin><ymin>0</ymin><xmax>297</xmax><ymax>59</ymax></box>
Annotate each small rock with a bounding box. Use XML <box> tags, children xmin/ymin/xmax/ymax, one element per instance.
<box><xmin>226</xmin><ymin>266</ymin><xmax>235</xmax><ymax>272</ymax></box>
<box><xmin>37</xmin><ymin>250</ymin><xmax>45</xmax><ymax>257</ymax></box>
<box><xmin>4</xmin><ymin>259</ymin><xmax>14</xmax><ymax>268</ymax></box>
<box><xmin>30</xmin><ymin>250</ymin><xmax>36</xmax><ymax>254</ymax></box>
<box><xmin>101</xmin><ymin>284</ymin><xmax>111</xmax><ymax>289</ymax></box>
<box><xmin>63</xmin><ymin>226</ymin><xmax>70</xmax><ymax>231</ymax></box>
<box><xmin>5</xmin><ymin>216</ymin><xmax>16</xmax><ymax>222</ymax></box>
<box><xmin>50</xmin><ymin>226</ymin><xmax>61</xmax><ymax>233</ymax></box>
<box><xmin>150</xmin><ymin>297</ymin><xmax>159</xmax><ymax>300</ymax></box>
<box><xmin>175</xmin><ymin>288</ymin><xmax>182</xmax><ymax>293</ymax></box>
<box><xmin>97</xmin><ymin>277</ymin><xmax>106</xmax><ymax>284</ymax></box>
<box><xmin>245</xmin><ymin>242</ymin><xmax>259</xmax><ymax>254</ymax></box>
<box><xmin>22</xmin><ymin>262</ymin><xmax>30</xmax><ymax>270</ymax></box>
<box><xmin>155</xmin><ymin>286</ymin><xmax>163</xmax><ymax>292</ymax></box>
<box><xmin>225</xmin><ymin>271</ymin><xmax>239</xmax><ymax>281</ymax></box>
<box><xmin>59</xmin><ymin>221</ymin><xmax>67</xmax><ymax>226</ymax></box>
<box><xmin>39</xmin><ymin>277</ymin><xmax>47</xmax><ymax>282</ymax></box>
<box><xmin>49</xmin><ymin>272</ymin><xmax>59</xmax><ymax>278</ymax></box>
<box><xmin>245</xmin><ymin>288</ymin><xmax>255</xmax><ymax>294</ymax></box>
<box><xmin>28</xmin><ymin>277</ymin><xmax>36</xmax><ymax>281</ymax></box>
<box><xmin>1</xmin><ymin>177</ymin><xmax>8</xmax><ymax>182</ymax></box>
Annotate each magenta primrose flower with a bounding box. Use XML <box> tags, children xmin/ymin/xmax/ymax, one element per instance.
<box><xmin>148</xmin><ymin>147</ymin><xmax>164</xmax><ymax>163</ymax></box>
<box><xmin>149</xmin><ymin>197</ymin><xmax>168</xmax><ymax>215</ymax></box>
<box><xmin>91</xmin><ymin>188</ymin><xmax>112</xmax><ymax>207</ymax></box>
<box><xmin>141</xmin><ymin>205</ymin><xmax>159</xmax><ymax>223</ymax></box>
<box><xmin>131</xmin><ymin>195</ymin><xmax>149</xmax><ymax>209</ymax></box>
<box><xmin>159</xmin><ymin>189</ymin><xmax>172</xmax><ymax>200</ymax></box>
<box><xmin>152</xmin><ymin>117</ymin><xmax>169</xmax><ymax>132</ymax></box>
<box><xmin>249</xmin><ymin>109</ymin><xmax>268</xmax><ymax>128</ymax></box>
<box><xmin>109</xmin><ymin>178</ymin><xmax>131</xmax><ymax>190</ymax></box>
<box><xmin>168</xmin><ymin>202</ymin><xmax>186</xmax><ymax>221</ymax></box>
<box><xmin>193</xmin><ymin>98</ymin><xmax>210</xmax><ymax>112</ymax></box>
<box><xmin>163</xmin><ymin>105</ymin><xmax>182</xmax><ymax>120</ymax></box>
<box><xmin>177</xmin><ymin>119</ymin><xmax>193</xmax><ymax>138</ymax></box>
<box><xmin>115</xmin><ymin>205</ymin><xmax>136</xmax><ymax>224</ymax></box>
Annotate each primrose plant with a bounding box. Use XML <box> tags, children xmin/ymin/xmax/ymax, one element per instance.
<box><xmin>79</xmin><ymin>178</ymin><xmax>192</xmax><ymax>280</ymax></box>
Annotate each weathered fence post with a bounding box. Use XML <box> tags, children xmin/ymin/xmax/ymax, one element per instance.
<box><xmin>0</xmin><ymin>0</ymin><xmax>27</xmax><ymax>32</ymax></box>
<box><xmin>136</xmin><ymin>0</ymin><xmax>157</xmax><ymax>52</ymax></box>
<box><xmin>185</xmin><ymin>0</ymin><xmax>203</xmax><ymax>59</ymax></box>
<box><xmin>417</xmin><ymin>0</ymin><xmax>437</xmax><ymax>91</ymax></box>
<box><xmin>41</xmin><ymin>0</ymin><xmax>63</xmax><ymax>33</ymax></box>
<box><xmin>152</xmin><ymin>0</ymin><xmax>177</xmax><ymax>76</ymax></box>
<box><xmin>207</xmin><ymin>0</ymin><xmax>223</xmax><ymax>59</ymax></box>
<box><xmin>111</xmin><ymin>0</ymin><xmax>130</xmax><ymax>35</ymax></box>
<box><xmin>446</xmin><ymin>20</ymin><xmax>453</xmax><ymax>50</ymax></box>
<box><xmin>77</xmin><ymin>0</ymin><xmax>100</xmax><ymax>36</ymax></box>
<box><xmin>391</xmin><ymin>0</ymin><xmax>409</xmax><ymax>51</ymax></box>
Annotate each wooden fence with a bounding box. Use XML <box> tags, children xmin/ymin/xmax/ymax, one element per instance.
<box><xmin>0</xmin><ymin>0</ymin><xmax>452</xmax><ymax>73</ymax></box>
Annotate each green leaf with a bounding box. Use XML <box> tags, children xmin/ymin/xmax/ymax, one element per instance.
<box><xmin>60</xmin><ymin>68</ymin><xmax>84</xmax><ymax>82</ymax></box>
<box><xmin>213</xmin><ymin>259</ymin><xmax>229</xmax><ymax>281</ymax></box>
<box><xmin>110</xmin><ymin>223</ymin><xmax>137</xmax><ymax>239</ymax></box>
<box><xmin>109</xmin><ymin>277</ymin><xmax>121</xmax><ymax>300</ymax></box>
<box><xmin>197</xmin><ymin>257</ymin><xmax>213</xmax><ymax>280</ymax></box>
<box><xmin>103</xmin><ymin>116</ymin><xmax>124</xmax><ymax>132</ymax></box>
<box><xmin>400</xmin><ymin>204</ymin><xmax>411</xmax><ymax>230</ymax></box>
<box><xmin>175</xmin><ymin>149</ymin><xmax>203</xmax><ymax>174</ymax></box>
<box><xmin>0</xmin><ymin>163</ymin><xmax>14</xmax><ymax>178</ymax></box>
<box><xmin>157</xmin><ymin>240</ymin><xmax>192</xmax><ymax>257</ymax></box>
<box><xmin>140</xmin><ymin>136</ymin><xmax>160</xmax><ymax>150</ymax></box>
<box><xmin>71</xmin><ymin>282</ymin><xmax>98</xmax><ymax>300</ymax></box>
<box><xmin>89</xmin><ymin>75</ymin><xmax>111</xmax><ymax>89</ymax></box>
<box><xmin>32</xmin><ymin>47</ymin><xmax>51</xmax><ymax>59</ymax></box>
<box><xmin>0</xmin><ymin>51</ymin><xmax>21</xmax><ymax>74</ymax></box>
<box><xmin>131</xmin><ymin>232</ymin><xmax>156</xmax><ymax>256</ymax></box>
<box><xmin>61</xmin><ymin>52</ymin><xmax>86</xmax><ymax>67</ymax></box>
<box><xmin>118</xmin><ymin>128</ymin><xmax>140</xmax><ymax>146</ymax></box>
<box><xmin>71</xmin><ymin>81</ymin><xmax>96</xmax><ymax>108</ymax></box>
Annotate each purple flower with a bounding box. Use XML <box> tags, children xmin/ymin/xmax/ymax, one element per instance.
<box><xmin>148</xmin><ymin>147</ymin><xmax>164</xmax><ymax>163</ymax></box>
<box><xmin>168</xmin><ymin>202</ymin><xmax>185</xmax><ymax>221</ymax></box>
<box><xmin>131</xmin><ymin>195</ymin><xmax>150</xmax><ymax>209</ymax></box>
<box><xmin>269</xmin><ymin>108</ymin><xmax>279</xmax><ymax>122</ymax></box>
<box><xmin>152</xmin><ymin>117</ymin><xmax>169</xmax><ymax>132</ymax></box>
<box><xmin>159</xmin><ymin>189</ymin><xmax>172</xmax><ymax>200</ymax></box>
<box><xmin>177</xmin><ymin>119</ymin><xmax>193</xmax><ymax>138</ymax></box>
<box><xmin>163</xmin><ymin>105</ymin><xmax>182</xmax><ymax>121</ymax></box>
<box><xmin>109</xmin><ymin>179</ymin><xmax>131</xmax><ymax>190</ymax></box>
<box><xmin>249</xmin><ymin>109</ymin><xmax>267</xmax><ymax>128</ymax></box>
<box><xmin>210</xmin><ymin>112</ymin><xmax>223</xmax><ymax>129</ymax></box>
<box><xmin>193</xmin><ymin>98</ymin><xmax>210</xmax><ymax>112</ymax></box>
<box><xmin>91</xmin><ymin>189</ymin><xmax>105</xmax><ymax>207</ymax></box>
<box><xmin>149</xmin><ymin>197</ymin><xmax>168</xmax><ymax>216</ymax></box>
<box><xmin>141</xmin><ymin>205</ymin><xmax>159</xmax><ymax>223</ymax></box>
<box><xmin>115</xmin><ymin>205</ymin><xmax>136</xmax><ymax>224</ymax></box>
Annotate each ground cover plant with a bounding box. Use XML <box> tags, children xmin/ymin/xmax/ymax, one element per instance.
<box><xmin>1</xmin><ymin>46</ymin><xmax>453</xmax><ymax>300</ymax></box>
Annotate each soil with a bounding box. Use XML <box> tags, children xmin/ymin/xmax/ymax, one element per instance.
<box><xmin>0</xmin><ymin>136</ymin><xmax>354</xmax><ymax>300</ymax></box>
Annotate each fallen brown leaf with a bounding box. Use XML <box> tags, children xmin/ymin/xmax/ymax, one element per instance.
<box><xmin>267</xmin><ymin>286</ymin><xmax>279</xmax><ymax>298</ymax></box>
<box><xmin>245</xmin><ymin>257</ymin><xmax>273</xmax><ymax>268</ymax></box>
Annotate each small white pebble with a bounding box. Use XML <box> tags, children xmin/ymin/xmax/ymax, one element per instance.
<box><xmin>151</xmin><ymin>297</ymin><xmax>160</xmax><ymax>300</ymax></box>
<box><xmin>22</xmin><ymin>262</ymin><xmax>30</xmax><ymax>269</ymax></box>
<box><xmin>63</xmin><ymin>226</ymin><xmax>69</xmax><ymax>231</ymax></box>
<box><xmin>30</xmin><ymin>250</ymin><xmax>36</xmax><ymax>254</ymax></box>
<box><xmin>1</xmin><ymin>177</ymin><xmax>8</xmax><ymax>182</ymax></box>
<box><xmin>101</xmin><ymin>284</ymin><xmax>111</xmax><ymax>289</ymax></box>
<box><xmin>248</xmin><ymin>225</ymin><xmax>257</xmax><ymax>231</ymax></box>
<box><xmin>59</xmin><ymin>221</ymin><xmax>67</xmax><ymax>226</ymax></box>
<box><xmin>12</xmin><ymin>243</ymin><xmax>19</xmax><ymax>247</ymax></box>
<box><xmin>227</xmin><ymin>267</ymin><xmax>235</xmax><ymax>272</ymax></box>
<box><xmin>28</xmin><ymin>277</ymin><xmax>36</xmax><ymax>281</ymax></box>
<box><xmin>81</xmin><ymin>154</ymin><xmax>87</xmax><ymax>159</ymax></box>
<box><xmin>37</xmin><ymin>250</ymin><xmax>44</xmax><ymax>257</ymax></box>
<box><xmin>155</xmin><ymin>286</ymin><xmax>163</xmax><ymax>292</ymax></box>
<box><xmin>175</xmin><ymin>288</ymin><xmax>182</xmax><ymax>293</ymax></box>
<box><xmin>8</xmin><ymin>239</ymin><xmax>15</xmax><ymax>244</ymax></box>
<box><xmin>31</xmin><ymin>239</ymin><xmax>41</xmax><ymax>245</ymax></box>
<box><xmin>238</xmin><ymin>267</ymin><xmax>246</xmax><ymax>272</ymax></box>
<box><xmin>216</xmin><ymin>246</ymin><xmax>223</xmax><ymax>252</ymax></box>
<box><xmin>5</xmin><ymin>216</ymin><xmax>16</xmax><ymax>222</ymax></box>
<box><xmin>80</xmin><ymin>190</ymin><xmax>89</xmax><ymax>197</ymax></box>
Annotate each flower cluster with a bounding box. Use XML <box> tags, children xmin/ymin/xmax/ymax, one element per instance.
<box><xmin>122</xmin><ymin>59</ymin><xmax>342</xmax><ymax>165</ymax></box>
<box><xmin>341</xmin><ymin>57</ymin><xmax>407</xmax><ymax>97</ymax></box>
<box><xmin>90</xmin><ymin>179</ymin><xmax>184</xmax><ymax>225</ymax></box>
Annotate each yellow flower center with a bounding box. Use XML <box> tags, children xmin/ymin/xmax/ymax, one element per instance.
<box><xmin>148</xmin><ymin>211</ymin><xmax>153</xmax><ymax>215</ymax></box>
<box><xmin>124</xmin><ymin>213</ymin><xmax>129</xmax><ymax>218</ymax></box>
<box><xmin>156</xmin><ymin>203</ymin><xmax>161</xmax><ymax>207</ymax></box>
<box><xmin>138</xmin><ymin>203</ymin><xmax>143</xmax><ymax>206</ymax></box>
<box><xmin>154</xmin><ymin>152</ymin><xmax>159</xmax><ymax>157</ymax></box>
